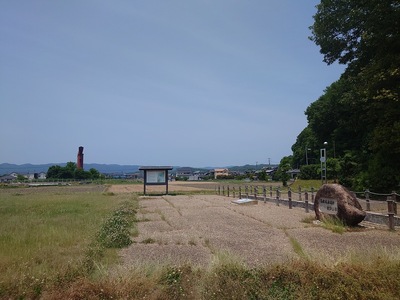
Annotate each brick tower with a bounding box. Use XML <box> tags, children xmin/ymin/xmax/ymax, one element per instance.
<box><xmin>77</xmin><ymin>146</ymin><xmax>84</xmax><ymax>169</ymax></box>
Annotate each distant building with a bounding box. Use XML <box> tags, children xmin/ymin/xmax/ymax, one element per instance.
<box><xmin>213</xmin><ymin>168</ymin><xmax>229</xmax><ymax>179</ymax></box>
<box><xmin>176</xmin><ymin>167</ymin><xmax>194</xmax><ymax>179</ymax></box>
<box><xmin>189</xmin><ymin>171</ymin><xmax>202</xmax><ymax>181</ymax></box>
<box><xmin>38</xmin><ymin>172</ymin><xmax>47</xmax><ymax>179</ymax></box>
<box><xmin>286</xmin><ymin>169</ymin><xmax>301</xmax><ymax>180</ymax></box>
<box><xmin>0</xmin><ymin>175</ymin><xmax>16</xmax><ymax>183</ymax></box>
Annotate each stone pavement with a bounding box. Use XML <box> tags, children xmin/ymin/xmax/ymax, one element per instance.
<box><xmin>119</xmin><ymin>195</ymin><xmax>400</xmax><ymax>268</ymax></box>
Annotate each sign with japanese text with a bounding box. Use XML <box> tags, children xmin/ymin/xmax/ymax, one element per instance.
<box><xmin>319</xmin><ymin>198</ymin><xmax>338</xmax><ymax>215</ymax></box>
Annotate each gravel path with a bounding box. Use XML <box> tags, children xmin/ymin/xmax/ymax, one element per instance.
<box><xmin>119</xmin><ymin>195</ymin><xmax>400</xmax><ymax>269</ymax></box>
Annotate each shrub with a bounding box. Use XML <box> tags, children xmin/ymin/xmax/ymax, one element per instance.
<box><xmin>96</xmin><ymin>202</ymin><xmax>136</xmax><ymax>248</ymax></box>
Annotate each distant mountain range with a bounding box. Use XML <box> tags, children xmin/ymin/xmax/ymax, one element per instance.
<box><xmin>0</xmin><ymin>163</ymin><xmax>141</xmax><ymax>175</ymax></box>
<box><xmin>0</xmin><ymin>163</ymin><xmax>278</xmax><ymax>175</ymax></box>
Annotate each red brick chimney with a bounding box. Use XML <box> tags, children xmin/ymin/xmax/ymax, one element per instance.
<box><xmin>77</xmin><ymin>146</ymin><xmax>84</xmax><ymax>169</ymax></box>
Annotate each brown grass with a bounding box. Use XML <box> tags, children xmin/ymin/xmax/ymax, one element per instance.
<box><xmin>2</xmin><ymin>184</ymin><xmax>400</xmax><ymax>299</ymax></box>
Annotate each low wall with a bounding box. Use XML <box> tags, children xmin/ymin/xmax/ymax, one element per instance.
<box><xmin>364</xmin><ymin>211</ymin><xmax>400</xmax><ymax>227</ymax></box>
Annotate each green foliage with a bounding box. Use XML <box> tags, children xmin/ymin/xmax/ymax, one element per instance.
<box><xmin>289</xmin><ymin>236</ymin><xmax>308</xmax><ymax>259</ymax></box>
<box><xmin>289</xmin><ymin>179</ymin><xmax>322</xmax><ymax>191</ymax></box>
<box><xmin>274</xmin><ymin>156</ymin><xmax>293</xmax><ymax>186</ymax></box>
<box><xmin>89</xmin><ymin>168</ymin><xmax>100</xmax><ymax>179</ymax></box>
<box><xmin>310</xmin><ymin>0</ymin><xmax>400</xmax><ymax>67</ymax></box>
<box><xmin>46</xmin><ymin>162</ymin><xmax>102</xmax><ymax>181</ymax></box>
<box><xmin>292</xmin><ymin>0</ymin><xmax>400</xmax><ymax>192</ymax></box>
<box><xmin>321</xmin><ymin>216</ymin><xmax>346</xmax><ymax>234</ymax></box>
<box><xmin>16</xmin><ymin>174</ymin><xmax>26</xmax><ymax>181</ymax></box>
<box><xmin>257</xmin><ymin>170</ymin><xmax>269</xmax><ymax>181</ymax></box>
<box><xmin>299</xmin><ymin>164</ymin><xmax>320</xmax><ymax>180</ymax></box>
<box><xmin>216</xmin><ymin>174</ymin><xmax>236</xmax><ymax>180</ymax></box>
<box><xmin>96</xmin><ymin>202</ymin><xmax>136</xmax><ymax>248</ymax></box>
<box><xmin>0</xmin><ymin>185</ymin><xmax>133</xmax><ymax>298</ymax></box>
<box><xmin>291</xmin><ymin>127</ymin><xmax>319</xmax><ymax>167</ymax></box>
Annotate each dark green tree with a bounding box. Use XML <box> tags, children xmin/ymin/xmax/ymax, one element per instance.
<box><xmin>299</xmin><ymin>164</ymin><xmax>320</xmax><ymax>180</ymax></box>
<box><xmin>89</xmin><ymin>168</ymin><xmax>101</xmax><ymax>179</ymax></box>
<box><xmin>46</xmin><ymin>165</ymin><xmax>63</xmax><ymax>179</ymax></box>
<box><xmin>274</xmin><ymin>156</ymin><xmax>293</xmax><ymax>186</ymax></box>
<box><xmin>291</xmin><ymin>127</ymin><xmax>319</xmax><ymax>167</ymax></box>
<box><xmin>301</xmin><ymin>0</ymin><xmax>400</xmax><ymax>191</ymax></box>
<box><xmin>46</xmin><ymin>163</ymin><xmax>101</xmax><ymax>180</ymax></box>
<box><xmin>257</xmin><ymin>170</ymin><xmax>268</xmax><ymax>181</ymax></box>
<box><xmin>74</xmin><ymin>168</ymin><xmax>90</xmax><ymax>180</ymax></box>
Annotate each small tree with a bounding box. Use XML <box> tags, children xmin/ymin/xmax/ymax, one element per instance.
<box><xmin>275</xmin><ymin>156</ymin><xmax>292</xmax><ymax>186</ymax></box>
<box><xmin>16</xmin><ymin>174</ymin><xmax>26</xmax><ymax>181</ymax></box>
<box><xmin>300</xmin><ymin>164</ymin><xmax>320</xmax><ymax>180</ymax></box>
<box><xmin>89</xmin><ymin>168</ymin><xmax>100</xmax><ymax>179</ymax></box>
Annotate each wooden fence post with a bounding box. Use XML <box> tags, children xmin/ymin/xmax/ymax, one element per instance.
<box><xmin>387</xmin><ymin>196</ymin><xmax>395</xmax><ymax>230</ymax></box>
<box><xmin>254</xmin><ymin>185</ymin><xmax>258</xmax><ymax>200</ymax></box>
<box><xmin>263</xmin><ymin>186</ymin><xmax>266</xmax><ymax>203</ymax></box>
<box><xmin>233</xmin><ymin>186</ymin><xmax>236</xmax><ymax>198</ymax></box>
<box><xmin>365</xmin><ymin>189</ymin><xmax>371</xmax><ymax>211</ymax></box>
<box><xmin>276</xmin><ymin>187</ymin><xmax>280</xmax><ymax>206</ymax></box>
<box><xmin>392</xmin><ymin>191</ymin><xmax>397</xmax><ymax>215</ymax></box>
<box><xmin>304</xmin><ymin>189</ymin><xmax>309</xmax><ymax>213</ymax></box>
<box><xmin>218</xmin><ymin>186</ymin><xmax>220</xmax><ymax>195</ymax></box>
<box><xmin>269</xmin><ymin>186</ymin><xmax>273</xmax><ymax>199</ymax></box>
<box><xmin>311</xmin><ymin>187</ymin><xmax>315</xmax><ymax>203</ymax></box>
<box><xmin>239</xmin><ymin>186</ymin><xmax>242</xmax><ymax>199</ymax></box>
<box><xmin>245</xmin><ymin>185</ymin><xmax>249</xmax><ymax>199</ymax></box>
<box><xmin>288</xmin><ymin>187</ymin><xmax>292</xmax><ymax>209</ymax></box>
<box><xmin>298</xmin><ymin>186</ymin><xmax>302</xmax><ymax>202</ymax></box>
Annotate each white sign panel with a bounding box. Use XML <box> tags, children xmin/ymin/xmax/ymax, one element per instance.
<box><xmin>146</xmin><ymin>171</ymin><xmax>166</xmax><ymax>184</ymax></box>
<box><xmin>319</xmin><ymin>198</ymin><xmax>338</xmax><ymax>215</ymax></box>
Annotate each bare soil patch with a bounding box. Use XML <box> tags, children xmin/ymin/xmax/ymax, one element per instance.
<box><xmin>118</xmin><ymin>194</ymin><xmax>400</xmax><ymax>269</ymax></box>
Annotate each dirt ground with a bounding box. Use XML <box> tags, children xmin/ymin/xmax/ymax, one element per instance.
<box><xmin>106</xmin><ymin>181</ymin><xmax>219</xmax><ymax>194</ymax></box>
<box><xmin>116</xmin><ymin>191</ymin><xmax>400</xmax><ymax>270</ymax></box>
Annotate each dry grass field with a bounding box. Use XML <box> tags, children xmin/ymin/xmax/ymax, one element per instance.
<box><xmin>1</xmin><ymin>182</ymin><xmax>400</xmax><ymax>299</ymax></box>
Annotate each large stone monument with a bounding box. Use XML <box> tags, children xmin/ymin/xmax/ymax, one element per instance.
<box><xmin>314</xmin><ymin>184</ymin><xmax>366</xmax><ymax>226</ymax></box>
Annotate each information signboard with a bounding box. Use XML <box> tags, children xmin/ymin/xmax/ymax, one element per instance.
<box><xmin>146</xmin><ymin>171</ymin><xmax>166</xmax><ymax>184</ymax></box>
<box><xmin>319</xmin><ymin>198</ymin><xmax>338</xmax><ymax>214</ymax></box>
<box><xmin>139</xmin><ymin>166</ymin><xmax>173</xmax><ymax>195</ymax></box>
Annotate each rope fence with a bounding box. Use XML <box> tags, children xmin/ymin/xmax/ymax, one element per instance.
<box><xmin>215</xmin><ymin>184</ymin><xmax>399</xmax><ymax>231</ymax></box>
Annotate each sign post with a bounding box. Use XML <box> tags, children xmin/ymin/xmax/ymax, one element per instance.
<box><xmin>320</xmin><ymin>143</ymin><xmax>327</xmax><ymax>183</ymax></box>
<box><xmin>139</xmin><ymin>166</ymin><xmax>173</xmax><ymax>195</ymax></box>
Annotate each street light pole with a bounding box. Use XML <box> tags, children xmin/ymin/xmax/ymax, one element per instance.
<box><xmin>320</xmin><ymin>142</ymin><xmax>328</xmax><ymax>184</ymax></box>
<box><xmin>305</xmin><ymin>146</ymin><xmax>311</xmax><ymax>165</ymax></box>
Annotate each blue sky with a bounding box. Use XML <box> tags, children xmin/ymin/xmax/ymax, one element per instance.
<box><xmin>0</xmin><ymin>1</ymin><xmax>344</xmax><ymax>167</ymax></box>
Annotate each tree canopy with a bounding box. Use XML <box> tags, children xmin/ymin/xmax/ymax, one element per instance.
<box><xmin>47</xmin><ymin>162</ymin><xmax>101</xmax><ymax>180</ymax></box>
<box><xmin>291</xmin><ymin>0</ymin><xmax>400</xmax><ymax>191</ymax></box>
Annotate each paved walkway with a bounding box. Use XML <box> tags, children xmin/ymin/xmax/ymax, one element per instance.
<box><xmin>119</xmin><ymin>195</ymin><xmax>400</xmax><ymax>268</ymax></box>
